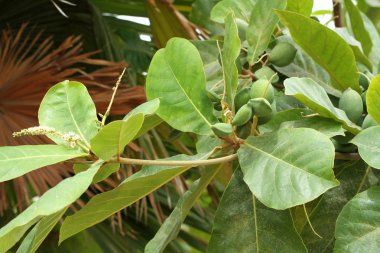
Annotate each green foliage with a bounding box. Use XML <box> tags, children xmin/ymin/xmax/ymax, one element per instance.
<box><xmin>3</xmin><ymin>1</ymin><xmax>380</xmax><ymax>252</ymax></box>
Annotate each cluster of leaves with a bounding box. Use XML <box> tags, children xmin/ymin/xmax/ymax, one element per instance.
<box><xmin>2</xmin><ymin>0</ymin><xmax>380</xmax><ymax>252</ymax></box>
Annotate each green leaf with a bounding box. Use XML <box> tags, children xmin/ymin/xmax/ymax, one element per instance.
<box><xmin>90</xmin><ymin>113</ymin><xmax>144</xmax><ymax>160</ymax></box>
<box><xmin>334</xmin><ymin>28</ymin><xmax>373</xmax><ymax>71</ymax></box>
<box><xmin>361</xmin><ymin>13</ymin><xmax>380</xmax><ymax>72</ymax></box>
<box><xmin>367</xmin><ymin>75</ymin><xmax>380</xmax><ymax>124</ymax></box>
<box><xmin>247</xmin><ymin>0</ymin><xmax>286</xmax><ymax>64</ymax></box>
<box><xmin>210</xmin><ymin>0</ymin><xmax>256</xmax><ymax>23</ymax></box>
<box><xmin>220</xmin><ymin>12</ymin><xmax>240</xmax><ymax>110</ymax></box>
<box><xmin>145</xmin><ymin>164</ymin><xmax>222</xmax><ymax>253</ymax></box>
<box><xmin>274</xmin><ymin>36</ymin><xmax>342</xmax><ymax>97</ymax></box>
<box><xmin>17</xmin><ymin>209</ymin><xmax>67</xmax><ymax>253</ymax></box>
<box><xmin>279</xmin><ymin>117</ymin><xmax>345</xmax><ymax>138</ymax></box>
<box><xmin>334</xmin><ymin>186</ymin><xmax>380</xmax><ymax>253</ymax></box>
<box><xmin>286</xmin><ymin>0</ymin><xmax>313</xmax><ymax>16</ymax></box>
<box><xmin>207</xmin><ymin>169</ymin><xmax>307</xmax><ymax>253</ymax></box>
<box><xmin>146</xmin><ymin>38</ymin><xmax>217</xmax><ymax>135</ymax></box>
<box><xmin>300</xmin><ymin>160</ymin><xmax>371</xmax><ymax>253</ymax></box>
<box><xmin>351</xmin><ymin>126</ymin><xmax>380</xmax><ymax>169</ymax></box>
<box><xmin>259</xmin><ymin>108</ymin><xmax>313</xmax><ymax>133</ymax></box>
<box><xmin>0</xmin><ymin>161</ymin><xmax>103</xmax><ymax>252</ymax></box>
<box><xmin>92</xmin><ymin>163</ymin><xmax>120</xmax><ymax>183</ymax></box>
<box><xmin>276</xmin><ymin>10</ymin><xmax>360</xmax><ymax>92</ymax></box>
<box><xmin>344</xmin><ymin>0</ymin><xmax>373</xmax><ymax>56</ymax></box>
<box><xmin>238</xmin><ymin>128</ymin><xmax>339</xmax><ymax>209</ymax></box>
<box><xmin>123</xmin><ymin>98</ymin><xmax>160</xmax><ymax>119</ymax></box>
<box><xmin>284</xmin><ymin>77</ymin><xmax>361</xmax><ymax>134</ymax></box>
<box><xmin>38</xmin><ymin>80</ymin><xmax>98</xmax><ymax>147</ymax></box>
<box><xmin>59</xmin><ymin>153</ymin><xmax>211</xmax><ymax>243</ymax></box>
<box><xmin>0</xmin><ymin>145</ymin><xmax>87</xmax><ymax>182</ymax></box>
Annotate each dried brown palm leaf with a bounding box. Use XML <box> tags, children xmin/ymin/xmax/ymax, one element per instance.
<box><xmin>0</xmin><ymin>24</ymin><xmax>146</xmax><ymax>214</ymax></box>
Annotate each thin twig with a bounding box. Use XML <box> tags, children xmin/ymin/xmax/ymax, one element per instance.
<box><xmin>101</xmin><ymin>68</ymin><xmax>126</xmax><ymax>126</ymax></box>
<box><xmin>335</xmin><ymin>152</ymin><xmax>360</xmax><ymax>161</ymax></box>
<box><xmin>332</xmin><ymin>0</ymin><xmax>343</xmax><ymax>27</ymax></box>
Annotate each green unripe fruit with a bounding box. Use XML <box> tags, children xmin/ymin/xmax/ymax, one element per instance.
<box><xmin>248</xmin><ymin>98</ymin><xmax>272</xmax><ymax>117</ymax></box>
<box><xmin>339</xmin><ymin>88</ymin><xmax>363</xmax><ymax>123</ymax></box>
<box><xmin>254</xmin><ymin>66</ymin><xmax>279</xmax><ymax>83</ymax></box>
<box><xmin>250</xmin><ymin>79</ymin><xmax>274</xmax><ymax>103</ymax></box>
<box><xmin>236</xmin><ymin>122</ymin><xmax>251</xmax><ymax>139</ymax></box>
<box><xmin>359</xmin><ymin>73</ymin><xmax>370</xmax><ymax>90</ymax></box>
<box><xmin>362</xmin><ymin>114</ymin><xmax>378</xmax><ymax>129</ymax></box>
<box><xmin>236</xmin><ymin>18</ymin><xmax>248</xmax><ymax>41</ymax></box>
<box><xmin>232</xmin><ymin>104</ymin><xmax>252</xmax><ymax>126</ymax></box>
<box><xmin>268</xmin><ymin>42</ymin><xmax>297</xmax><ymax>67</ymax></box>
<box><xmin>234</xmin><ymin>87</ymin><xmax>251</xmax><ymax>110</ymax></box>
<box><xmin>332</xmin><ymin>139</ymin><xmax>357</xmax><ymax>153</ymax></box>
<box><xmin>334</xmin><ymin>132</ymin><xmax>355</xmax><ymax>145</ymax></box>
<box><xmin>361</xmin><ymin>90</ymin><xmax>367</xmax><ymax>108</ymax></box>
<box><xmin>206</xmin><ymin>89</ymin><xmax>221</xmax><ymax>102</ymax></box>
<box><xmin>211</xmin><ymin>123</ymin><xmax>233</xmax><ymax>137</ymax></box>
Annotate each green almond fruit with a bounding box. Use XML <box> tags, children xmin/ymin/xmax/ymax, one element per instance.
<box><xmin>339</xmin><ymin>88</ymin><xmax>363</xmax><ymax>123</ymax></box>
<box><xmin>234</xmin><ymin>87</ymin><xmax>251</xmax><ymax>110</ymax></box>
<box><xmin>332</xmin><ymin>139</ymin><xmax>357</xmax><ymax>153</ymax></box>
<box><xmin>250</xmin><ymin>79</ymin><xmax>274</xmax><ymax>103</ymax></box>
<box><xmin>236</xmin><ymin>18</ymin><xmax>248</xmax><ymax>41</ymax></box>
<box><xmin>211</xmin><ymin>123</ymin><xmax>233</xmax><ymax>137</ymax></box>
<box><xmin>232</xmin><ymin>104</ymin><xmax>252</xmax><ymax>126</ymax></box>
<box><xmin>268</xmin><ymin>42</ymin><xmax>297</xmax><ymax>67</ymax></box>
<box><xmin>362</xmin><ymin>114</ymin><xmax>378</xmax><ymax>129</ymax></box>
<box><xmin>359</xmin><ymin>73</ymin><xmax>370</xmax><ymax>90</ymax></box>
<box><xmin>334</xmin><ymin>132</ymin><xmax>355</xmax><ymax>145</ymax></box>
<box><xmin>254</xmin><ymin>66</ymin><xmax>279</xmax><ymax>83</ymax></box>
<box><xmin>361</xmin><ymin>90</ymin><xmax>367</xmax><ymax>108</ymax></box>
<box><xmin>248</xmin><ymin>98</ymin><xmax>272</xmax><ymax>117</ymax></box>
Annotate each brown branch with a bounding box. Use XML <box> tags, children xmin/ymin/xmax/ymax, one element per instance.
<box><xmin>333</xmin><ymin>0</ymin><xmax>343</xmax><ymax>27</ymax></box>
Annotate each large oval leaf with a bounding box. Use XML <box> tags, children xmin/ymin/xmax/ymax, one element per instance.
<box><xmin>38</xmin><ymin>80</ymin><xmax>98</xmax><ymax>147</ymax></box>
<box><xmin>146</xmin><ymin>38</ymin><xmax>217</xmax><ymax>135</ymax></box>
<box><xmin>207</xmin><ymin>169</ymin><xmax>307</xmax><ymax>253</ymax></box>
<box><xmin>238</xmin><ymin>128</ymin><xmax>339</xmax><ymax>209</ymax></box>
<box><xmin>334</xmin><ymin>186</ymin><xmax>380</xmax><ymax>253</ymax></box>
<box><xmin>90</xmin><ymin>113</ymin><xmax>144</xmax><ymax>160</ymax></box>
<box><xmin>0</xmin><ymin>161</ymin><xmax>102</xmax><ymax>253</ymax></box>
<box><xmin>284</xmin><ymin>77</ymin><xmax>361</xmax><ymax>134</ymax></box>
<box><xmin>367</xmin><ymin>75</ymin><xmax>380</xmax><ymax>124</ymax></box>
<box><xmin>0</xmin><ymin>145</ymin><xmax>87</xmax><ymax>182</ymax></box>
<box><xmin>210</xmin><ymin>0</ymin><xmax>256</xmax><ymax>23</ymax></box>
<box><xmin>276</xmin><ymin>10</ymin><xmax>360</xmax><ymax>92</ymax></box>
<box><xmin>351</xmin><ymin>126</ymin><xmax>380</xmax><ymax>169</ymax></box>
<box><xmin>286</xmin><ymin>0</ymin><xmax>313</xmax><ymax>16</ymax></box>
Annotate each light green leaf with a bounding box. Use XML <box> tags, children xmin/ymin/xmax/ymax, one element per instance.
<box><xmin>17</xmin><ymin>209</ymin><xmax>67</xmax><ymax>253</ymax></box>
<box><xmin>344</xmin><ymin>0</ymin><xmax>372</xmax><ymax>55</ymax></box>
<box><xmin>145</xmin><ymin>164</ymin><xmax>222</xmax><ymax>253</ymax></box>
<box><xmin>59</xmin><ymin>153</ymin><xmax>211</xmax><ymax>243</ymax></box>
<box><xmin>334</xmin><ymin>27</ymin><xmax>373</xmax><ymax>71</ymax></box>
<box><xmin>220</xmin><ymin>12</ymin><xmax>240</xmax><ymax>110</ymax></box>
<box><xmin>90</xmin><ymin>113</ymin><xmax>144</xmax><ymax>160</ymax></box>
<box><xmin>93</xmin><ymin>163</ymin><xmax>120</xmax><ymax>183</ymax></box>
<box><xmin>279</xmin><ymin>117</ymin><xmax>345</xmax><ymax>138</ymax></box>
<box><xmin>238</xmin><ymin>128</ymin><xmax>339</xmax><ymax>209</ymax></box>
<box><xmin>0</xmin><ymin>161</ymin><xmax>102</xmax><ymax>253</ymax></box>
<box><xmin>367</xmin><ymin>75</ymin><xmax>380</xmax><ymax>124</ymax></box>
<box><xmin>38</xmin><ymin>80</ymin><xmax>98</xmax><ymax>147</ymax></box>
<box><xmin>284</xmin><ymin>77</ymin><xmax>361</xmax><ymax>134</ymax></box>
<box><xmin>210</xmin><ymin>0</ymin><xmax>256</xmax><ymax>23</ymax></box>
<box><xmin>334</xmin><ymin>186</ymin><xmax>380</xmax><ymax>253</ymax></box>
<box><xmin>146</xmin><ymin>38</ymin><xmax>217</xmax><ymax>135</ymax></box>
<box><xmin>0</xmin><ymin>145</ymin><xmax>87</xmax><ymax>182</ymax></box>
<box><xmin>351</xmin><ymin>126</ymin><xmax>380</xmax><ymax>169</ymax></box>
<box><xmin>247</xmin><ymin>0</ymin><xmax>286</xmax><ymax>64</ymax></box>
<box><xmin>361</xmin><ymin>13</ymin><xmax>380</xmax><ymax>72</ymax></box>
<box><xmin>274</xmin><ymin>36</ymin><xmax>341</xmax><ymax>97</ymax></box>
<box><xmin>276</xmin><ymin>10</ymin><xmax>360</xmax><ymax>92</ymax></box>
<box><xmin>207</xmin><ymin>169</ymin><xmax>307</xmax><ymax>253</ymax></box>
<box><xmin>286</xmin><ymin>0</ymin><xmax>313</xmax><ymax>16</ymax></box>
<box><xmin>300</xmin><ymin>160</ymin><xmax>370</xmax><ymax>253</ymax></box>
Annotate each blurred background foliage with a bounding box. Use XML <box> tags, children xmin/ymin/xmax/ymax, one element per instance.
<box><xmin>3</xmin><ymin>0</ymin><xmax>380</xmax><ymax>252</ymax></box>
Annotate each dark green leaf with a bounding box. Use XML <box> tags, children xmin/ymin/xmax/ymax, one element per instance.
<box><xmin>207</xmin><ymin>169</ymin><xmax>307</xmax><ymax>253</ymax></box>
